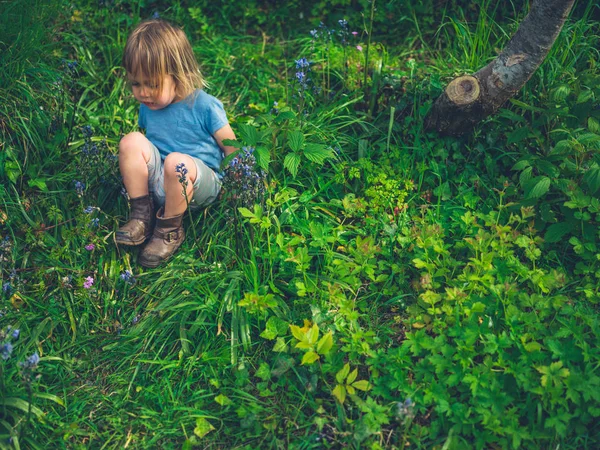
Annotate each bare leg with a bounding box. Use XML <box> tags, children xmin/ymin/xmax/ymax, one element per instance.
<box><xmin>119</xmin><ymin>132</ymin><xmax>153</xmax><ymax>198</ymax></box>
<box><xmin>163</xmin><ymin>152</ymin><xmax>198</xmax><ymax>217</ymax></box>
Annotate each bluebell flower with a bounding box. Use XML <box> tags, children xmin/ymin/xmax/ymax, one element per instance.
<box><xmin>2</xmin><ymin>282</ymin><xmax>10</xmax><ymax>293</ymax></box>
<box><xmin>74</xmin><ymin>181</ymin><xmax>85</xmax><ymax>196</ymax></box>
<box><xmin>295</xmin><ymin>58</ymin><xmax>310</xmax><ymax>69</ymax></box>
<box><xmin>310</xmin><ymin>29</ymin><xmax>318</xmax><ymax>38</ymax></box>
<box><xmin>395</xmin><ymin>398</ymin><xmax>415</xmax><ymax>423</ymax></box>
<box><xmin>82</xmin><ymin>125</ymin><xmax>93</xmax><ymax>139</ymax></box>
<box><xmin>1</xmin><ymin>342</ymin><xmax>13</xmax><ymax>360</ymax></box>
<box><xmin>84</xmin><ymin>206</ymin><xmax>94</xmax><ymax>214</ymax></box>
<box><xmin>120</xmin><ymin>270</ymin><xmax>135</xmax><ymax>285</ymax></box>
<box><xmin>19</xmin><ymin>352</ymin><xmax>40</xmax><ymax>369</ymax></box>
<box><xmin>152</xmin><ymin>11</ymin><xmax>160</xmax><ymax>19</ymax></box>
<box><xmin>338</xmin><ymin>19</ymin><xmax>348</xmax><ymax>29</ymax></box>
<box><xmin>89</xmin><ymin>218</ymin><xmax>100</xmax><ymax>227</ymax></box>
<box><xmin>11</xmin><ymin>329</ymin><xmax>19</xmax><ymax>339</ymax></box>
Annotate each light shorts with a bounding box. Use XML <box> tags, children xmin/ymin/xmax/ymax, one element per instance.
<box><xmin>146</xmin><ymin>141</ymin><xmax>222</xmax><ymax>210</ymax></box>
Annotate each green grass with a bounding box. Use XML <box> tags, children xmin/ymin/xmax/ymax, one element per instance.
<box><xmin>1</xmin><ymin>1</ymin><xmax>600</xmax><ymax>449</ymax></box>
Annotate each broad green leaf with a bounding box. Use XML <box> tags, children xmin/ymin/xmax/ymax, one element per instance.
<box><xmin>284</xmin><ymin>152</ymin><xmax>301</xmax><ymax>178</ymax></box>
<box><xmin>577</xmin><ymin>90</ymin><xmax>595</xmax><ymax>104</ymax></box>
<box><xmin>301</xmin><ymin>350</ymin><xmax>320</xmax><ymax>365</ymax></box>
<box><xmin>352</xmin><ymin>380</ymin><xmax>371</xmax><ymax>391</ymax></box>
<box><xmin>523</xmin><ymin>176</ymin><xmax>551</xmax><ymax>199</ymax></box>
<box><xmin>221</xmin><ymin>138</ymin><xmax>243</xmax><ymax>148</ymax></box>
<box><xmin>255</xmin><ymin>145</ymin><xmax>271</xmax><ymax>171</ymax></box>
<box><xmin>260</xmin><ymin>317</ymin><xmax>288</xmax><ymax>340</ymax></box>
<box><xmin>511</xmin><ymin>160</ymin><xmax>531</xmax><ymax>171</ymax></box>
<box><xmin>289</xmin><ymin>324</ymin><xmax>305</xmax><ymax>342</ymax></box>
<box><xmin>316</xmin><ymin>332</ymin><xmax>333</xmax><ymax>355</ymax></box>
<box><xmin>584</xmin><ymin>167</ymin><xmax>600</xmax><ymax>193</ymax></box>
<box><xmin>306</xmin><ymin>323</ymin><xmax>319</xmax><ymax>345</ymax></box>
<box><xmin>550</xmin><ymin>140</ymin><xmax>572</xmax><ymax>154</ymax></box>
<box><xmin>346</xmin><ymin>385</ymin><xmax>356</xmax><ymax>395</ymax></box>
<box><xmin>255</xmin><ymin>362</ymin><xmax>271</xmax><ymax>380</ymax></box>
<box><xmin>578</xmin><ymin>132</ymin><xmax>600</xmax><ymax>145</ymax></box>
<box><xmin>346</xmin><ymin>368</ymin><xmax>358</xmax><ymax>385</ymax></box>
<box><xmin>273</xmin><ymin>337</ymin><xmax>289</xmax><ymax>353</ymax></box>
<box><xmin>288</xmin><ymin>131</ymin><xmax>305</xmax><ymax>152</ymax></box>
<box><xmin>336</xmin><ymin>363</ymin><xmax>350</xmax><ymax>384</ymax></box>
<box><xmin>214</xmin><ymin>394</ymin><xmax>232</xmax><ymax>406</ymax></box>
<box><xmin>544</xmin><ymin>223</ymin><xmax>572</xmax><ymax>243</ymax></box>
<box><xmin>238</xmin><ymin>207</ymin><xmax>255</xmax><ymax>218</ymax></box>
<box><xmin>332</xmin><ymin>384</ymin><xmax>346</xmax><ymax>404</ymax></box>
<box><xmin>589</xmin><ymin>117</ymin><xmax>600</xmax><ymax>134</ymax></box>
<box><xmin>28</xmin><ymin>178</ymin><xmax>48</xmax><ymax>192</ymax></box>
<box><xmin>303</xmin><ymin>144</ymin><xmax>334</xmax><ymax>165</ymax></box>
<box><xmin>194</xmin><ymin>417</ymin><xmax>215</xmax><ymax>438</ymax></box>
<box><xmin>507</xmin><ymin>126</ymin><xmax>531</xmax><ymax>145</ymax></box>
<box><xmin>238</xmin><ymin>124</ymin><xmax>262</xmax><ymax>146</ymax></box>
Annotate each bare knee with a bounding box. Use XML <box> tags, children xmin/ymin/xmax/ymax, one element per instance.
<box><xmin>164</xmin><ymin>153</ymin><xmax>195</xmax><ymax>182</ymax></box>
<box><xmin>119</xmin><ymin>132</ymin><xmax>149</xmax><ymax>159</ymax></box>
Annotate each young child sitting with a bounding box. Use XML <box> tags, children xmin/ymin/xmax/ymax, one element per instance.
<box><xmin>116</xmin><ymin>19</ymin><xmax>236</xmax><ymax>268</ymax></box>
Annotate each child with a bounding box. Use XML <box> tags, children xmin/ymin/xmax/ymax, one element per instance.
<box><xmin>116</xmin><ymin>19</ymin><xmax>236</xmax><ymax>268</ymax></box>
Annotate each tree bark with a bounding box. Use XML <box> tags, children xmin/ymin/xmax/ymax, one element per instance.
<box><xmin>424</xmin><ymin>0</ymin><xmax>575</xmax><ymax>136</ymax></box>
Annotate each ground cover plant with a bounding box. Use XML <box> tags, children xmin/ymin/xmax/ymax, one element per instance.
<box><xmin>1</xmin><ymin>0</ymin><xmax>599</xmax><ymax>448</ymax></box>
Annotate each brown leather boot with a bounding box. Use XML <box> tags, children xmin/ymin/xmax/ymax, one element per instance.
<box><xmin>116</xmin><ymin>194</ymin><xmax>155</xmax><ymax>246</ymax></box>
<box><xmin>138</xmin><ymin>207</ymin><xmax>185</xmax><ymax>268</ymax></box>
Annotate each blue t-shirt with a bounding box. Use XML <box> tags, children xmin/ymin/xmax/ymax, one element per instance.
<box><xmin>138</xmin><ymin>89</ymin><xmax>228</xmax><ymax>171</ymax></box>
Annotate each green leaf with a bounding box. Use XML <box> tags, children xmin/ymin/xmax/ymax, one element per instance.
<box><xmin>238</xmin><ymin>207</ymin><xmax>255</xmax><ymax>219</ymax></box>
<box><xmin>523</xmin><ymin>176</ymin><xmax>551</xmax><ymax>199</ymax></box>
<box><xmin>511</xmin><ymin>160</ymin><xmax>531</xmax><ymax>171</ymax></box>
<box><xmin>352</xmin><ymin>380</ymin><xmax>371</xmax><ymax>391</ymax></box>
<box><xmin>316</xmin><ymin>332</ymin><xmax>333</xmax><ymax>355</ymax></box>
<box><xmin>346</xmin><ymin>368</ymin><xmax>358</xmax><ymax>385</ymax></box>
<box><xmin>544</xmin><ymin>222</ymin><xmax>572</xmax><ymax>243</ymax></box>
<box><xmin>194</xmin><ymin>417</ymin><xmax>215</xmax><ymax>438</ymax></box>
<box><xmin>260</xmin><ymin>317</ymin><xmax>288</xmax><ymax>340</ymax></box>
<box><xmin>507</xmin><ymin>126</ymin><xmax>531</xmax><ymax>145</ymax></box>
<box><xmin>255</xmin><ymin>362</ymin><xmax>271</xmax><ymax>380</ymax></box>
<box><xmin>589</xmin><ymin>117</ymin><xmax>600</xmax><ymax>134</ymax></box>
<box><xmin>214</xmin><ymin>394</ymin><xmax>232</xmax><ymax>406</ymax></box>
<box><xmin>273</xmin><ymin>337</ymin><xmax>289</xmax><ymax>353</ymax></box>
<box><xmin>238</xmin><ymin>124</ymin><xmax>262</xmax><ymax>146</ymax></box>
<box><xmin>28</xmin><ymin>178</ymin><xmax>48</xmax><ymax>192</ymax></box>
<box><xmin>332</xmin><ymin>384</ymin><xmax>346</xmax><ymax>404</ymax></box>
<box><xmin>301</xmin><ymin>350</ymin><xmax>320</xmax><ymax>365</ymax></box>
<box><xmin>274</xmin><ymin>110</ymin><xmax>296</xmax><ymax>123</ymax></box>
<box><xmin>577</xmin><ymin>90</ymin><xmax>595</xmax><ymax>104</ymax></box>
<box><xmin>288</xmin><ymin>131</ymin><xmax>305</xmax><ymax>152</ymax></box>
<box><xmin>303</xmin><ymin>144</ymin><xmax>334</xmax><ymax>165</ymax></box>
<box><xmin>221</xmin><ymin>138</ymin><xmax>243</xmax><ymax>148</ymax></box>
<box><xmin>255</xmin><ymin>145</ymin><xmax>271</xmax><ymax>171</ymax></box>
<box><xmin>306</xmin><ymin>323</ymin><xmax>319</xmax><ymax>345</ymax></box>
<box><xmin>336</xmin><ymin>363</ymin><xmax>350</xmax><ymax>384</ymax></box>
<box><xmin>284</xmin><ymin>152</ymin><xmax>301</xmax><ymax>178</ymax></box>
<box><xmin>289</xmin><ymin>324</ymin><xmax>305</xmax><ymax>342</ymax></box>
<box><xmin>584</xmin><ymin>167</ymin><xmax>600</xmax><ymax>193</ymax></box>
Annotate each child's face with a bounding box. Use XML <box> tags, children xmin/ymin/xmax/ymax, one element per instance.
<box><xmin>128</xmin><ymin>73</ymin><xmax>178</xmax><ymax>110</ymax></box>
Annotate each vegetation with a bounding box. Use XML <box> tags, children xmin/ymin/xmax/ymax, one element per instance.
<box><xmin>1</xmin><ymin>0</ymin><xmax>599</xmax><ymax>448</ymax></box>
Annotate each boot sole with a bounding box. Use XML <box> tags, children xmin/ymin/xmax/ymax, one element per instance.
<box><xmin>138</xmin><ymin>253</ymin><xmax>173</xmax><ymax>268</ymax></box>
<box><xmin>115</xmin><ymin>234</ymin><xmax>152</xmax><ymax>246</ymax></box>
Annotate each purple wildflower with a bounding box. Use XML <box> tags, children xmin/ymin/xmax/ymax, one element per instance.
<box><xmin>85</xmin><ymin>244</ymin><xmax>95</xmax><ymax>251</ymax></box>
<box><xmin>83</xmin><ymin>276</ymin><xmax>94</xmax><ymax>289</ymax></box>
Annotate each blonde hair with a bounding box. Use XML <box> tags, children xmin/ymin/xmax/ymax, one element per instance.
<box><xmin>123</xmin><ymin>19</ymin><xmax>206</xmax><ymax>100</ymax></box>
